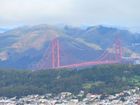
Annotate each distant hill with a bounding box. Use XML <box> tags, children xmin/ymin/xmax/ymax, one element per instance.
<box><xmin>0</xmin><ymin>24</ymin><xmax>139</xmax><ymax>69</ymax></box>
<box><xmin>0</xmin><ymin>28</ymin><xmax>9</xmax><ymax>33</ymax></box>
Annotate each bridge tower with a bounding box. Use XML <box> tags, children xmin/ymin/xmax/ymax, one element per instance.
<box><xmin>51</xmin><ymin>38</ymin><xmax>60</xmax><ymax>68</ymax></box>
<box><xmin>114</xmin><ymin>37</ymin><xmax>122</xmax><ymax>62</ymax></box>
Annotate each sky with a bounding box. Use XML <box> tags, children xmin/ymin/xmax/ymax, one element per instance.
<box><xmin>0</xmin><ymin>0</ymin><xmax>140</xmax><ymax>32</ymax></box>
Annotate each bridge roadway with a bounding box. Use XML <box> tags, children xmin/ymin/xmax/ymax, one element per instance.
<box><xmin>56</xmin><ymin>60</ymin><xmax>119</xmax><ymax>69</ymax></box>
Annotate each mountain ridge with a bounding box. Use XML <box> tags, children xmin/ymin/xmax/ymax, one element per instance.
<box><xmin>0</xmin><ymin>24</ymin><xmax>139</xmax><ymax>69</ymax></box>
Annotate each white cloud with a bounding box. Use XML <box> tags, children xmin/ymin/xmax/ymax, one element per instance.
<box><xmin>0</xmin><ymin>0</ymin><xmax>73</xmax><ymax>25</ymax></box>
<box><xmin>0</xmin><ymin>0</ymin><xmax>140</xmax><ymax>32</ymax></box>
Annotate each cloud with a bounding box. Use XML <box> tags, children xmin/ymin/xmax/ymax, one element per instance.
<box><xmin>0</xmin><ymin>0</ymin><xmax>140</xmax><ymax>32</ymax></box>
<box><xmin>0</xmin><ymin>0</ymin><xmax>73</xmax><ymax>24</ymax></box>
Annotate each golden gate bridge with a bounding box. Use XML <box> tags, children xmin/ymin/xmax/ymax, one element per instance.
<box><xmin>36</xmin><ymin>36</ymin><xmax>122</xmax><ymax>69</ymax></box>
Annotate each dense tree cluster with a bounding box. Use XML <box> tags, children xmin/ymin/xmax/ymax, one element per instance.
<box><xmin>0</xmin><ymin>64</ymin><xmax>140</xmax><ymax>97</ymax></box>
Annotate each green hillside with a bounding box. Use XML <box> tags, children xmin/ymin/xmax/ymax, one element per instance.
<box><xmin>0</xmin><ymin>64</ymin><xmax>140</xmax><ymax>97</ymax></box>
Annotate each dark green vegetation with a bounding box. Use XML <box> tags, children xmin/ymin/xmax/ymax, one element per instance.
<box><xmin>0</xmin><ymin>64</ymin><xmax>140</xmax><ymax>97</ymax></box>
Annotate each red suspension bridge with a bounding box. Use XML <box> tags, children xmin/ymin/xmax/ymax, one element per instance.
<box><xmin>36</xmin><ymin>36</ymin><xmax>123</xmax><ymax>69</ymax></box>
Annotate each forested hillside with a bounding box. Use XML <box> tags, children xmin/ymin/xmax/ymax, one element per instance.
<box><xmin>0</xmin><ymin>64</ymin><xmax>140</xmax><ymax>97</ymax></box>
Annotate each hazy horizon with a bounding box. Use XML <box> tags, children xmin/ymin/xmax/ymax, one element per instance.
<box><xmin>0</xmin><ymin>0</ymin><xmax>140</xmax><ymax>32</ymax></box>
